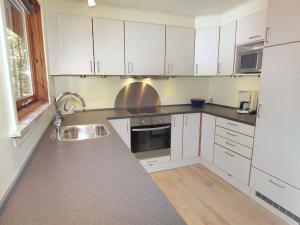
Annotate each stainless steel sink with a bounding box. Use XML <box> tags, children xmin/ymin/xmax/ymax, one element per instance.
<box><xmin>58</xmin><ymin>124</ymin><xmax>109</xmax><ymax>141</ymax></box>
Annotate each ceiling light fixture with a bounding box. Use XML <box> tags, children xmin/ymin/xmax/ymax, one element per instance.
<box><xmin>88</xmin><ymin>0</ymin><xmax>96</xmax><ymax>7</ymax></box>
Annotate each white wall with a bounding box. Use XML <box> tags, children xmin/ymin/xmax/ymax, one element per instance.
<box><xmin>209</xmin><ymin>76</ymin><xmax>260</xmax><ymax>107</ymax></box>
<box><xmin>54</xmin><ymin>76</ymin><xmax>210</xmax><ymax>109</ymax></box>
<box><xmin>0</xmin><ymin>0</ymin><xmax>54</xmax><ymax>206</ymax></box>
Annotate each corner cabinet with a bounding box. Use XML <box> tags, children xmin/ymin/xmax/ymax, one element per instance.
<box><xmin>93</xmin><ymin>18</ymin><xmax>125</xmax><ymax>75</ymax></box>
<box><xmin>182</xmin><ymin>113</ymin><xmax>201</xmax><ymax>158</ymax></box>
<box><xmin>194</xmin><ymin>26</ymin><xmax>220</xmax><ymax>76</ymax></box>
<box><xmin>200</xmin><ymin>113</ymin><xmax>216</xmax><ymax>163</ymax></box>
<box><xmin>171</xmin><ymin>114</ymin><xmax>184</xmax><ymax>160</ymax></box>
<box><xmin>218</xmin><ymin>22</ymin><xmax>236</xmax><ymax>75</ymax></box>
<box><xmin>124</xmin><ymin>21</ymin><xmax>165</xmax><ymax>76</ymax></box>
<box><xmin>165</xmin><ymin>26</ymin><xmax>195</xmax><ymax>76</ymax></box>
<box><xmin>109</xmin><ymin>119</ymin><xmax>131</xmax><ymax>148</ymax></box>
<box><xmin>57</xmin><ymin>14</ymin><xmax>94</xmax><ymax>75</ymax></box>
<box><xmin>265</xmin><ymin>0</ymin><xmax>300</xmax><ymax>47</ymax></box>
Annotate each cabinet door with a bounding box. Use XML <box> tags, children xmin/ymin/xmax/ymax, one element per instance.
<box><xmin>253</xmin><ymin>42</ymin><xmax>300</xmax><ymax>189</ymax></box>
<box><xmin>171</xmin><ymin>114</ymin><xmax>183</xmax><ymax>160</ymax></box>
<box><xmin>109</xmin><ymin>119</ymin><xmax>131</xmax><ymax>148</ymax></box>
<box><xmin>165</xmin><ymin>26</ymin><xmax>195</xmax><ymax>76</ymax></box>
<box><xmin>183</xmin><ymin>113</ymin><xmax>201</xmax><ymax>158</ymax></box>
<box><xmin>58</xmin><ymin>14</ymin><xmax>94</xmax><ymax>75</ymax></box>
<box><xmin>194</xmin><ymin>27</ymin><xmax>219</xmax><ymax>76</ymax></box>
<box><xmin>45</xmin><ymin>13</ymin><xmax>60</xmax><ymax>75</ymax></box>
<box><xmin>93</xmin><ymin>18</ymin><xmax>125</xmax><ymax>75</ymax></box>
<box><xmin>265</xmin><ymin>0</ymin><xmax>300</xmax><ymax>46</ymax></box>
<box><xmin>200</xmin><ymin>114</ymin><xmax>215</xmax><ymax>163</ymax></box>
<box><xmin>125</xmin><ymin>21</ymin><xmax>165</xmax><ymax>76</ymax></box>
<box><xmin>236</xmin><ymin>11</ymin><xmax>266</xmax><ymax>45</ymax></box>
<box><xmin>218</xmin><ymin>22</ymin><xmax>236</xmax><ymax>75</ymax></box>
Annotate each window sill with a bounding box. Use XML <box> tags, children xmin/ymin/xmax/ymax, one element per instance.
<box><xmin>11</xmin><ymin>101</ymin><xmax>54</xmax><ymax>138</ymax></box>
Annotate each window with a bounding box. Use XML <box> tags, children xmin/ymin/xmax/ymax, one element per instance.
<box><xmin>5</xmin><ymin>0</ymin><xmax>48</xmax><ymax>115</ymax></box>
<box><xmin>6</xmin><ymin>0</ymin><xmax>34</xmax><ymax>101</ymax></box>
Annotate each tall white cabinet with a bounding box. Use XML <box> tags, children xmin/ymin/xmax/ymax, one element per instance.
<box><xmin>93</xmin><ymin>18</ymin><xmax>125</xmax><ymax>75</ymax></box>
<box><xmin>165</xmin><ymin>26</ymin><xmax>195</xmax><ymax>76</ymax></box>
<box><xmin>218</xmin><ymin>22</ymin><xmax>236</xmax><ymax>75</ymax></box>
<box><xmin>265</xmin><ymin>0</ymin><xmax>300</xmax><ymax>46</ymax></box>
<box><xmin>183</xmin><ymin>113</ymin><xmax>201</xmax><ymax>158</ymax></box>
<box><xmin>124</xmin><ymin>21</ymin><xmax>165</xmax><ymax>76</ymax></box>
<box><xmin>57</xmin><ymin>14</ymin><xmax>94</xmax><ymax>75</ymax></box>
<box><xmin>194</xmin><ymin>27</ymin><xmax>220</xmax><ymax>76</ymax></box>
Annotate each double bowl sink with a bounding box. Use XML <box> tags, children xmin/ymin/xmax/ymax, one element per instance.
<box><xmin>57</xmin><ymin>124</ymin><xmax>109</xmax><ymax>141</ymax></box>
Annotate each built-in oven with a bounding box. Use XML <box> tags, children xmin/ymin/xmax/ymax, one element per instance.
<box><xmin>130</xmin><ymin>116</ymin><xmax>171</xmax><ymax>160</ymax></box>
<box><xmin>236</xmin><ymin>41</ymin><xmax>264</xmax><ymax>74</ymax></box>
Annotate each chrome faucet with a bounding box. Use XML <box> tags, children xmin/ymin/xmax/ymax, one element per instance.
<box><xmin>54</xmin><ymin>92</ymin><xmax>86</xmax><ymax>140</ymax></box>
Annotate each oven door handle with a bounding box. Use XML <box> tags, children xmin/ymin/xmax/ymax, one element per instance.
<box><xmin>132</xmin><ymin>125</ymin><xmax>171</xmax><ymax>132</ymax></box>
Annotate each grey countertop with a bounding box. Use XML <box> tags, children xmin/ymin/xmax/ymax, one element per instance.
<box><xmin>0</xmin><ymin>104</ymin><xmax>256</xmax><ymax>225</ymax></box>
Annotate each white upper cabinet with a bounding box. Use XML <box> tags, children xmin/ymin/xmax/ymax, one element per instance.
<box><xmin>165</xmin><ymin>26</ymin><xmax>195</xmax><ymax>76</ymax></box>
<box><xmin>93</xmin><ymin>18</ymin><xmax>125</xmax><ymax>76</ymax></box>
<box><xmin>253</xmin><ymin>42</ymin><xmax>300</xmax><ymax>189</ymax></box>
<box><xmin>200</xmin><ymin>113</ymin><xmax>216</xmax><ymax>163</ymax></box>
<box><xmin>265</xmin><ymin>0</ymin><xmax>300</xmax><ymax>46</ymax></box>
<box><xmin>57</xmin><ymin>14</ymin><xmax>94</xmax><ymax>75</ymax></box>
<box><xmin>218</xmin><ymin>22</ymin><xmax>236</xmax><ymax>75</ymax></box>
<box><xmin>45</xmin><ymin>13</ymin><xmax>60</xmax><ymax>75</ymax></box>
<box><xmin>194</xmin><ymin>26</ymin><xmax>220</xmax><ymax>76</ymax></box>
<box><xmin>183</xmin><ymin>113</ymin><xmax>201</xmax><ymax>158</ymax></box>
<box><xmin>236</xmin><ymin>11</ymin><xmax>266</xmax><ymax>45</ymax></box>
<box><xmin>125</xmin><ymin>21</ymin><xmax>165</xmax><ymax>76</ymax></box>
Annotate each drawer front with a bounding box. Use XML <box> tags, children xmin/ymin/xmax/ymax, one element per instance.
<box><xmin>140</xmin><ymin>156</ymin><xmax>170</xmax><ymax>166</ymax></box>
<box><xmin>214</xmin><ymin>144</ymin><xmax>251</xmax><ymax>185</ymax></box>
<box><xmin>250</xmin><ymin>167</ymin><xmax>300</xmax><ymax>217</ymax></box>
<box><xmin>215</xmin><ymin>135</ymin><xmax>253</xmax><ymax>159</ymax></box>
<box><xmin>216</xmin><ymin>117</ymin><xmax>255</xmax><ymax>137</ymax></box>
<box><xmin>216</xmin><ymin>126</ymin><xmax>254</xmax><ymax>148</ymax></box>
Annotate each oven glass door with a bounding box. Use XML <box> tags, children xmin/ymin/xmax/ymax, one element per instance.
<box><xmin>131</xmin><ymin>124</ymin><xmax>171</xmax><ymax>160</ymax></box>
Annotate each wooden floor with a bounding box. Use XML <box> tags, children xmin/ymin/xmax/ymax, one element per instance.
<box><xmin>151</xmin><ymin>164</ymin><xmax>287</xmax><ymax>225</ymax></box>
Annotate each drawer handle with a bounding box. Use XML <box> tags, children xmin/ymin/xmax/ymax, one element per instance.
<box><xmin>269</xmin><ymin>179</ymin><xmax>285</xmax><ymax>189</ymax></box>
<box><xmin>225</xmin><ymin>151</ymin><xmax>236</xmax><ymax>157</ymax></box>
<box><xmin>249</xmin><ymin>35</ymin><xmax>261</xmax><ymax>39</ymax></box>
<box><xmin>227</xmin><ymin>122</ymin><xmax>238</xmax><ymax>127</ymax></box>
<box><xmin>227</xmin><ymin>132</ymin><xmax>237</xmax><ymax>137</ymax></box>
<box><xmin>226</xmin><ymin>142</ymin><xmax>236</xmax><ymax>147</ymax></box>
<box><xmin>147</xmin><ymin>160</ymin><xmax>157</xmax><ymax>164</ymax></box>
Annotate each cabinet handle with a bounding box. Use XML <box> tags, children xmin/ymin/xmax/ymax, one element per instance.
<box><xmin>269</xmin><ymin>179</ymin><xmax>285</xmax><ymax>189</ymax></box>
<box><xmin>90</xmin><ymin>61</ymin><xmax>94</xmax><ymax>73</ymax></box>
<box><xmin>167</xmin><ymin>63</ymin><xmax>172</xmax><ymax>74</ymax></box>
<box><xmin>185</xmin><ymin>116</ymin><xmax>188</xmax><ymax>126</ymax></box>
<box><xmin>227</xmin><ymin>132</ymin><xmax>237</xmax><ymax>137</ymax></box>
<box><xmin>227</xmin><ymin>122</ymin><xmax>238</xmax><ymax>127</ymax></box>
<box><xmin>127</xmin><ymin>120</ymin><xmax>129</xmax><ymax>133</ymax></box>
<box><xmin>226</xmin><ymin>142</ymin><xmax>236</xmax><ymax>147</ymax></box>
<box><xmin>225</xmin><ymin>151</ymin><xmax>235</xmax><ymax>157</ymax></box>
<box><xmin>195</xmin><ymin>64</ymin><xmax>199</xmax><ymax>74</ymax></box>
<box><xmin>257</xmin><ymin>104</ymin><xmax>262</xmax><ymax>118</ymax></box>
<box><xmin>127</xmin><ymin>62</ymin><xmax>133</xmax><ymax>74</ymax></box>
<box><xmin>217</xmin><ymin>63</ymin><xmax>221</xmax><ymax>74</ymax></box>
<box><xmin>249</xmin><ymin>35</ymin><xmax>261</xmax><ymax>39</ymax></box>
<box><xmin>173</xmin><ymin>117</ymin><xmax>176</xmax><ymax>127</ymax></box>
<box><xmin>97</xmin><ymin>61</ymin><xmax>100</xmax><ymax>73</ymax></box>
<box><xmin>265</xmin><ymin>27</ymin><xmax>271</xmax><ymax>44</ymax></box>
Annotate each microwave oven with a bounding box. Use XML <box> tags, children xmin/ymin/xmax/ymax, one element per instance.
<box><xmin>236</xmin><ymin>42</ymin><xmax>264</xmax><ymax>74</ymax></box>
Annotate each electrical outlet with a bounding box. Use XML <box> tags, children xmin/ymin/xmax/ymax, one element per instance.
<box><xmin>210</xmin><ymin>98</ymin><xmax>214</xmax><ymax>103</ymax></box>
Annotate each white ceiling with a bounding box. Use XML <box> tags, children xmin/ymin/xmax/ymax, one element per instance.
<box><xmin>93</xmin><ymin>0</ymin><xmax>251</xmax><ymax>17</ymax></box>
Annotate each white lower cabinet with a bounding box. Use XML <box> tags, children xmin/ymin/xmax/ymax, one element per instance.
<box><xmin>250</xmin><ymin>167</ymin><xmax>300</xmax><ymax>218</ymax></box>
<box><xmin>214</xmin><ymin>144</ymin><xmax>251</xmax><ymax>185</ymax></box>
<box><xmin>109</xmin><ymin>119</ymin><xmax>130</xmax><ymax>148</ymax></box>
<box><xmin>200</xmin><ymin>113</ymin><xmax>216</xmax><ymax>163</ymax></box>
<box><xmin>183</xmin><ymin>113</ymin><xmax>201</xmax><ymax>158</ymax></box>
<box><xmin>171</xmin><ymin>114</ymin><xmax>184</xmax><ymax>160</ymax></box>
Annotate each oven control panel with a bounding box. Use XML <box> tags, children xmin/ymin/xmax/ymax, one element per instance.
<box><xmin>130</xmin><ymin>116</ymin><xmax>171</xmax><ymax>127</ymax></box>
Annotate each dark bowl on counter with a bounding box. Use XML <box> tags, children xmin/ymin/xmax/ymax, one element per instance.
<box><xmin>191</xmin><ymin>98</ymin><xmax>206</xmax><ymax>107</ymax></box>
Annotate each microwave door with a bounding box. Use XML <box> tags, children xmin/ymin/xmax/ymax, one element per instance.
<box><xmin>240</xmin><ymin>53</ymin><xmax>258</xmax><ymax>73</ymax></box>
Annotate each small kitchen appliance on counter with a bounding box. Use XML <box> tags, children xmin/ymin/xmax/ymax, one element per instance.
<box><xmin>237</xmin><ymin>91</ymin><xmax>259</xmax><ymax>114</ymax></box>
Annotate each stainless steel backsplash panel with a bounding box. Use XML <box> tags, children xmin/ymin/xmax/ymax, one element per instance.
<box><xmin>115</xmin><ymin>82</ymin><xmax>161</xmax><ymax>108</ymax></box>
